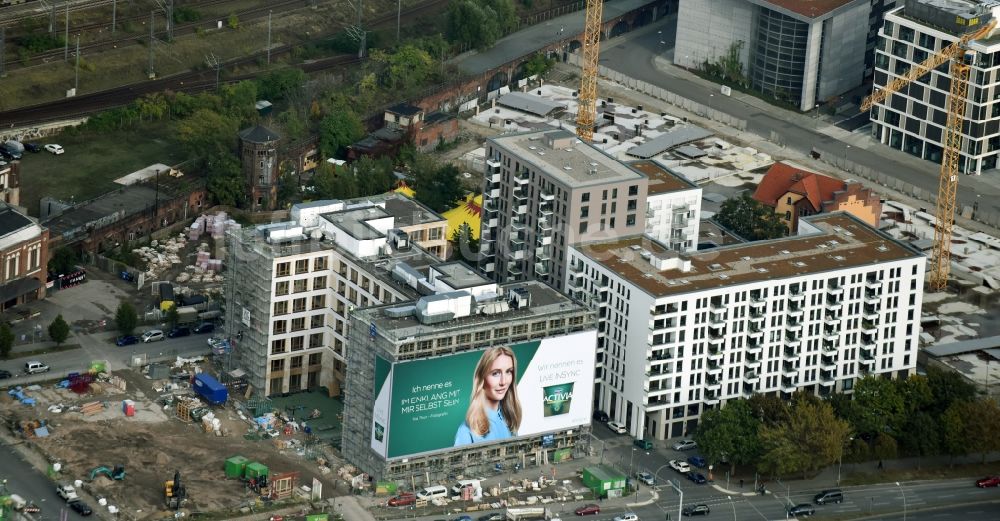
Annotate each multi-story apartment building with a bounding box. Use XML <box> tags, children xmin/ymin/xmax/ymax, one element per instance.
<box><xmin>223</xmin><ymin>194</ymin><xmax>449</xmax><ymax>396</ymax></box>
<box><xmin>870</xmin><ymin>0</ymin><xmax>1000</xmax><ymax>175</ymax></box>
<box><xmin>0</xmin><ymin>204</ymin><xmax>48</xmax><ymax>310</ymax></box>
<box><xmin>0</xmin><ymin>161</ymin><xmax>21</xmax><ymax>207</ymax></box>
<box><xmin>674</xmin><ymin>0</ymin><xmax>874</xmax><ymax>111</ymax></box>
<box><xmin>567</xmin><ymin>213</ymin><xmax>924</xmax><ymax>440</ymax></box>
<box><xmin>479</xmin><ymin>130</ymin><xmax>700</xmax><ymax>290</ymax></box>
<box><xmin>342</xmin><ymin>281</ymin><xmax>597</xmax><ymax>482</ymax></box>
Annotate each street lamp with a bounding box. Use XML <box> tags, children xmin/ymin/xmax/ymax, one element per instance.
<box><xmin>896</xmin><ymin>482</ymin><xmax>907</xmax><ymax>521</ymax></box>
<box><xmin>652</xmin><ymin>464</ymin><xmax>684</xmax><ymax>521</ymax></box>
<box><xmin>837</xmin><ymin>436</ymin><xmax>854</xmax><ymax>485</ymax></box>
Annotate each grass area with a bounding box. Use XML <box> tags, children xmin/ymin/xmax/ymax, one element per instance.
<box><xmin>687</xmin><ymin>68</ymin><xmax>801</xmax><ymax>112</ymax></box>
<box><xmin>842</xmin><ymin>460</ymin><xmax>1000</xmax><ymax>486</ymax></box>
<box><xmin>19</xmin><ymin>122</ymin><xmax>183</xmax><ymax>217</ymax></box>
<box><xmin>4</xmin><ymin>343</ymin><xmax>82</xmax><ymax>360</ymax></box>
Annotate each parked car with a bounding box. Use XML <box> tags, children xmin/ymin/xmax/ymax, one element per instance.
<box><xmin>976</xmin><ymin>476</ymin><xmax>1000</xmax><ymax>488</ymax></box>
<box><xmin>24</xmin><ymin>361</ymin><xmax>50</xmax><ymax>374</ymax></box>
<box><xmin>452</xmin><ymin>516</ymin><xmax>472</xmax><ymax>521</ymax></box>
<box><xmin>633</xmin><ymin>438</ymin><xmax>654</xmax><ymax>450</ymax></box>
<box><xmin>687</xmin><ymin>472</ymin><xmax>707</xmax><ymax>484</ymax></box>
<box><xmin>116</xmin><ymin>335</ymin><xmax>139</xmax><ymax>346</ymax></box>
<box><xmin>613</xmin><ymin>513</ymin><xmax>638</xmax><ymax>521</ymax></box>
<box><xmin>0</xmin><ymin>369</ymin><xmax>11</xmax><ymax>379</ymax></box>
<box><xmin>668</xmin><ymin>459</ymin><xmax>691</xmax><ymax>474</ymax></box>
<box><xmin>593</xmin><ymin>410</ymin><xmax>610</xmax><ymax>423</ymax></box>
<box><xmin>56</xmin><ymin>484</ymin><xmax>78</xmax><ymax>501</ymax></box>
<box><xmin>477</xmin><ymin>513</ymin><xmax>504</xmax><ymax>521</ymax></box>
<box><xmin>24</xmin><ymin>142</ymin><xmax>42</xmax><ymax>153</ymax></box>
<box><xmin>636</xmin><ymin>472</ymin><xmax>655</xmax><ymax>486</ymax></box>
<box><xmin>141</xmin><ymin>330</ymin><xmax>164</xmax><ymax>343</ymax></box>
<box><xmin>193</xmin><ymin>322</ymin><xmax>215</xmax><ymax>334</ymax></box>
<box><xmin>788</xmin><ymin>504</ymin><xmax>815</xmax><ymax>517</ymax></box>
<box><xmin>574</xmin><ymin>504</ymin><xmax>600</xmax><ymax>516</ymax></box>
<box><xmin>44</xmin><ymin>144</ymin><xmax>64</xmax><ymax>155</ymax></box>
<box><xmin>672</xmin><ymin>439</ymin><xmax>698</xmax><ymax>451</ymax></box>
<box><xmin>606</xmin><ymin>420</ymin><xmax>627</xmax><ymax>434</ymax></box>
<box><xmin>387</xmin><ymin>492</ymin><xmax>415</xmax><ymax>506</ymax></box>
<box><xmin>687</xmin><ymin>455</ymin><xmax>707</xmax><ymax>468</ymax></box>
<box><xmin>69</xmin><ymin>500</ymin><xmax>92</xmax><ymax>516</ymax></box>
<box><xmin>682</xmin><ymin>504</ymin><xmax>710</xmax><ymax>517</ymax></box>
<box><xmin>167</xmin><ymin>327</ymin><xmax>191</xmax><ymax>338</ymax></box>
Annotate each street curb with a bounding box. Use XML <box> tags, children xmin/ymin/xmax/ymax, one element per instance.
<box><xmin>626</xmin><ymin>488</ymin><xmax>659</xmax><ymax>507</ymax></box>
<box><xmin>710</xmin><ymin>484</ymin><xmax>757</xmax><ymax>497</ymax></box>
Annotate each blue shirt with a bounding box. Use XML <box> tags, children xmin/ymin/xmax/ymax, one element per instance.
<box><xmin>454</xmin><ymin>406</ymin><xmax>514</xmax><ymax>446</ymax></box>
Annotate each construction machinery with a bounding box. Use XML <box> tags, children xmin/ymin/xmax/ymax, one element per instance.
<box><xmin>575</xmin><ymin>0</ymin><xmax>605</xmax><ymax>142</ymax></box>
<box><xmin>861</xmin><ymin>19</ymin><xmax>997</xmax><ymax>290</ymax></box>
<box><xmin>164</xmin><ymin>470</ymin><xmax>187</xmax><ymax>510</ymax></box>
<box><xmin>90</xmin><ymin>465</ymin><xmax>126</xmax><ymax>481</ymax></box>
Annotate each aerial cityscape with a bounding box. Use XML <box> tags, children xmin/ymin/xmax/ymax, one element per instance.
<box><xmin>2</xmin><ymin>0</ymin><xmax>1000</xmax><ymax>521</ymax></box>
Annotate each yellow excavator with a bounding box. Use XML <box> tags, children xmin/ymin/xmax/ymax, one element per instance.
<box><xmin>164</xmin><ymin>470</ymin><xmax>187</xmax><ymax>510</ymax></box>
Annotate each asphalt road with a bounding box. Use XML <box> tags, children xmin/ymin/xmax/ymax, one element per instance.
<box><xmin>0</xmin><ymin>442</ymin><xmax>89</xmax><ymax>521</ymax></box>
<box><xmin>598</xmin><ymin>16</ymin><xmax>1000</xmax><ymax>223</ymax></box>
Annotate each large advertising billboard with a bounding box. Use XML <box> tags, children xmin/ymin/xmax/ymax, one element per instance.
<box><xmin>370</xmin><ymin>330</ymin><xmax>597</xmax><ymax>459</ymax></box>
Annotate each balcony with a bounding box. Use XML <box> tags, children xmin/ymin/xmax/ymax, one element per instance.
<box><xmin>820</xmin><ymin>375</ymin><xmax>836</xmax><ymax>387</ymax></box>
<box><xmin>781</xmin><ymin>377</ymin><xmax>797</xmax><ymax>393</ymax></box>
<box><xmin>786</xmin><ymin>321</ymin><xmax>802</xmax><ymax>332</ymax></box>
<box><xmin>862</xmin><ymin>332</ymin><xmax>877</xmax><ymax>345</ymax></box>
<box><xmin>745</xmin><ymin>357</ymin><xmax>762</xmax><ymax>371</ymax></box>
<box><xmin>708</xmin><ymin>335</ymin><xmax>725</xmax><ymax>347</ymax></box>
<box><xmin>823</xmin><ymin>328</ymin><xmax>840</xmax><ymax>340</ymax></box>
<box><xmin>750</xmin><ymin>298</ymin><xmax>766</xmax><ymax>309</ymax></box>
<box><xmin>863</xmin><ymin>306</ymin><xmax>880</xmax><ymax>320</ymax></box>
<box><xmin>860</xmin><ymin>356</ymin><xmax>876</xmax><ymax>367</ymax></box>
<box><xmin>782</xmin><ymin>363</ymin><xmax>797</xmax><ymax>376</ymax></box>
<box><xmin>860</xmin><ymin>342</ymin><xmax>876</xmax><ymax>354</ymax></box>
<box><xmin>783</xmin><ymin>347</ymin><xmax>800</xmax><ymax>360</ymax></box>
<box><xmin>707</xmin><ymin>363</ymin><xmax>723</xmax><ymax>376</ymax></box>
<box><xmin>705</xmin><ymin>379</ymin><xmax>722</xmax><ymax>392</ymax></box>
<box><xmin>822</xmin><ymin>339</ymin><xmax>838</xmax><ymax>352</ymax></box>
<box><xmin>787</xmin><ymin>307</ymin><xmax>803</xmax><ymax>318</ymax></box>
<box><xmin>709</xmin><ymin>319</ymin><xmax>726</xmax><ymax>329</ymax></box>
<box><xmin>540</xmin><ymin>190</ymin><xmax>555</xmax><ymax>202</ymax></box>
<box><xmin>487</xmin><ymin>188</ymin><xmax>500</xmax><ymax>199</ymax></box>
<box><xmin>534</xmin><ymin>262</ymin><xmax>550</xmax><ymax>276</ymax></box>
<box><xmin>482</xmin><ymin>262</ymin><xmax>495</xmax><ymax>273</ymax></box>
<box><xmin>703</xmin><ymin>394</ymin><xmax>720</xmax><ymax>406</ymax></box>
<box><xmin>507</xmin><ymin>263</ymin><xmax>522</xmax><ymax>276</ymax></box>
<box><xmin>483</xmin><ymin>198</ymin><xmax>498</xmax><ymax>212</ymax></box>
<box><xmin>825</xmin><ymin>300</ymin><xmax>843</xmax><ymax>312</ymax></box>
<box><xmin>514</xmin><ymin>171</ymin><xmax>530</xmax><ymax>185</ymax></box>
<box><xmin>535</xmin><ymin>247</ymin><xmax>551</xmax><ymax>261</ymax></box>
<box><xmin>862</xmin><ymin>321</ymin><xmax>878</xmax><ymax>335</ymax></box>
<box><xmin>480</xmin><ymin>243</ymin><xmax>494</xmax><ymax>256</ymax></box>
<box><xmin>749</xmin><ymin>313</ymin><xmax>765</xmax><ymax>325</ymax></box>
<box><xmin>568</xmin><ymin>277</ymin><xmax>585</xmax><ymax>289</ymax></box>
<box><xmin>537</xmin><ymin>235</ymin><xmax>552</xmax><ymax>246</ymax></box>
<box><xmin>512</xmin><ymin>188</ymin><xmax>527</xmax><ymax>203</ymax></box>
<box><xmin>827</xmin><ymin>285</ymin><xmax>844</xmax><ymax>297</ymax></box>
<box><xmin>672</xmin><ymin>217</ymin><xmax>689</xmax><ymax>229</ymax></box>
<box><xmin>707</xmin><ymin>347</ymin><xmax>724</xmax><ymax>362</ymax></box>
<box><xmin>788</xmin><ymin>291</ymin><xmax>805</xmax><ymax>303</ymax></box>
<box><xmin>509</xmin><ymin>249</ymin><xmax>526</xmax><ymax>260</ymax></box>
<box><xmin>865</xmin><ymin>278</ymin><xmax>882</xmax><ymax>290</ymax></box>
<box><xmin>537</xmin><ymin>219</ymin><xmax>553</xmax><ymax>234</ymax></box>
<box><xmin>821</xmin><ymin>354</ymin><xmax>837</xmax><ymax>369</ymax></box>
<box><xmin>865</xmin><ymin>291</ymin><xmax>881</xmax><ymax>304</ymax></box>
<box><xmin>744</xmin><ymin>371</ymin><xmax>760</xmax><ymax>384</ymax></box>
<box><xmin>746</xmin><ymin>342</ymin><xmax>763</xmax><ymax>355</ymax></box>
<box><xmin>514</xmin><ymin>203</ymin><xmax>528</xmax><ymax>214</ymax></box>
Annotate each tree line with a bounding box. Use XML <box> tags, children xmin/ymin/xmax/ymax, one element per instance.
<box><xmin>694</xmin><ymin>367</ymin><xmax>999</xmax><ymax>478</ymax></box>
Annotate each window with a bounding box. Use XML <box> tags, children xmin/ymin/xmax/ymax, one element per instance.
<box><xmin>291</xmin><ymin>317</ymin><xmax>306</xmax><ymax>331</ymax></box>
<box><xmin>582</xmin><ymin>192</ymin><xmax>590</xmax><ymax>202</ymax></box>
<box><xmin>290</xmin><ymin>336</ymin><xmax>304</xmax><ymax>351</ymax></box>
<box><xmin>579</xmin><ymin>222</ymin><xmax>588</xmax><ymax>234</ymax></box>
<box><xmin>270</xmin><ymin>359</ymin><xmax>285</xmax><ymax>371</ymax></box>
<box><xmin>293</xmin><ymin>298</ymin><xmax>307</xmax><ymax>313</ymax></box>
<box><xmin>311</xmin><ymin>295</ymin><xmax>326</xmax><ymax>309</ymax></box>
<box><xmin>273</xmin><ymin>321</ymin><xmax>287</xmax><ymax>334</ymax></box>
<box><xmin>628</xmin><ymin>185</ymin><xmax>638</xmax><ymax>196</ymax></box>
<box><xmin>313</xmin><ymin>257</ymin><xmax>328</xmax><ymax>271</ymax></box>
<box><xmin>313</xmin><ymin>276</ymin><xmax>327</xmax><ymax>290</ymax></box>
<box><xmin>310</xmin><ymin>314</ymin><xmax>324</xmax><ymax>328</ymax></box>
<box><xmin>28</xmin><ymin>245</ymin><xmax>40</xmax><ymax>271</ymax></box>
<box><xmin>275</xmin><ymin>281</ymin><xmax>289</xmax><ymax>296</ymax></box>
<box><xmin>581</xmin><ymin>206</ymin><xmax>589</xmax><ymax>218</ymax></box>
<box><xmin>309</xmin><ymin>353</ymin><xmax>322</xmax><ymax>366</ymax></box>
<box><xmin>785</xmin><ymin>211</ymin><xmax>792</xmax><ymax>220</ymax></box>
<box><xmin>626</xmin><ymin>214</ymin><xmax>636</xmax><ymax>226</ymax></box>
<box><xmin>273</xmin><ymin>301</ymin><xmax>288</xmax><ymax>316</ymax></box>
<box><xmin>309</xmin><ymin>333</ymin><xmax>324</xmax><ymax>348</ymax></box>
<box><xmin>627</xmin><ymin>200</ymin><xmax>637</xmax><ymax>211</ymax></box>
<box><xmin>294</xmin><ymin>279</ymin><xmax>308</xmax><ymax>293</ymax></box>
<box><xmin>295</xmin><ymin>259</ymin><xmax>309</xmax><ymax>274</ymax></box>
<box><xmin>429</xmin><ymin>227</ymin><xmax>443</xmax><ymax>240</ymax></box>
<box><xmin>290</xmin><ymin>356</ymin><xmax>303</xmax><ymax>369</ymax></box>
<box><xmin>276</xmin><ymin>262</ymin><xmax>290</xmax><ymax>277</ymax></box>
<box><xmin>787</xmin><ymin>197</ymin><xmax>792</xmax><ymax>205</ymax></box>
<box><xmin>271</xmin><ymin>339</ymin><xmax>286</xmax><ymax>354</ymax></box>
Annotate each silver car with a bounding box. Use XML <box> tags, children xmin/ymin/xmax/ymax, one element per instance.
<box><xmin>672</xmin><ymin>439</ymin><xmax>698</xmax><ymax>451</ymax></box>
<box><xmin>142</xmin><ymin>329</ymin><xmax>164</xmax><ymax>343</ymax></box>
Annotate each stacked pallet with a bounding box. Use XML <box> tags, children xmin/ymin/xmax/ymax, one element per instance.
<box><xmin>80</xmin><ymin>402</ymin><xmax>104</xmax><ymax>416</ymax></box>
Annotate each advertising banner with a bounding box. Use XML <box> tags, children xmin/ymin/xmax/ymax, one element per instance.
<box><xmin>370</xmin><ymin>330</ymin><xmax>597</xmax><ymax>459</ymax></box>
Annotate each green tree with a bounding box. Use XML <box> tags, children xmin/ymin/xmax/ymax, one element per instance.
<box><xmin>48</xmin><ymin>246</ymin><xmax>78</xmax><ymax>276</ymax></box>
<box><xmin>522</xmin><ymin>52</ymin><xmax>555</xmax><ymax>77</ymax></box>
<box><xmin>205</xmin><ymin>152</ymin><xmax>245</xmax><ymax>207</ymax></box>
<box><xmin>373</xmin><ymin>45</ymin><xmax>436</xmax><ymax>90</ymax></box>
<box><xmin>413</xmin><ymin>157</ymin><xmax>463</xmax><ymax>213</ymax></box>
<box><xmin>940</xmin><ymin>402</ymin><xmax>968</xmax><ymax>460</ymax></box>
<box><xmin>276</xmin><ymin>173</ymin><xmax>300</xmax><ymax>208</ymax></box>
<box><xmin>896</xmin><ymin>374</ymin><xmax>934</xmax><ymax>414</ymax></box>
<box><xmin>449</xmin><ymin>222</ymin><xmax>480</xmax><ymax>263</ymax></box>
<box><xmin>312</xmin><ymin>161</ymin><xmax>357</xmax><ymax>199</ymax></box>
<box><xmin>220</xmin><ymin>80</ymin><xmax>259</xmax><ymax>124</ymax></box>
<box><xmin>758</xmin><ymin>399</ymin><xmax>851</xmax><ymax>478</ymax></box>
<box><xmin>319</xmin><ymin>110</ymin><xmax>365</xmax><ymax>159</ymax></box>
<box><xmin>848</xmin><ymin>376</ymin><xmax>906</xmax><ymax>436</ymax></box>
<box><xmin>256</xmin><ymin>68</ymin><xmax>306</xmax><ymax>101</ymax></box>
<box><xmin>353</xmin><ymin>156</ymin><xmax>397</xmax><ymax>196</ymax></box>
<box><xmin>115</xmin><ymin>301</ymin><xmax>138</xmax><ymax>336</ymax></box>
<box><xmin>227</xmin><ymin>13</ymin><xmax>240</xmax><ymax>29</ymax></box>
<box><xmin>693</xmin><ymin>399</ymin><xmax>761</xmax><ymax>474</ymax></box>
<box><xmin>0</xmin><ymin>323</ymin><xmax>13</xmax><ymax>359</ymax></box>
<box><xmin>898</xmin><ymin>412</ymin><xmax>938</xmax><ymax>467</ymax></box>
<box><xmin>714</xmin><ymin>193</ymin><xmax>786</xmax><ymax>241</ymax></box>
<box><xmin>962</xmin><ymin>398</ymin><xmax>1000</xmax><ymax>462</ymax></box>
<box><xmin>176</xmin><ymin>109</ymin><xmax>239</xmax><ymax>165</ymax></box>
<box><xmin>747</xmin><ymin>393</ymin><xmax>788</xmax><ymax>426</ymax></box>
<box><xmin>446</xmin><ymin>0</ymin><xmax>496</xmax><ymax>50</ymax></box>
<box><xmin>846</xmin><ymin>437</ymin><xmax>872</xmax><ymax>463</ymax></box>
<box><xmin>872</xmin><ymin>433</ymin><xmax>898</xmax><ymax>461</ymax></box>
<box><xmin>48</xmin><ymin>314</ymin><xmax>70</xmax><ymax>345</ymax></box>
<box><xmin>927</xmin><ymin>365</ymin><xmax>977</xmax><ymax>415</ymax></box>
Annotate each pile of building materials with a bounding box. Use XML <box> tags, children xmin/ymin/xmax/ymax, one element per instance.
<box><xmin>188</xmin><ymin>211</ymin><xmax>241</xmax><ymax>241</ymax></box>
<box><xmin>134</xmin><ymin>235</ymin><xmax>188</xmax><ymax>280</ymax></box>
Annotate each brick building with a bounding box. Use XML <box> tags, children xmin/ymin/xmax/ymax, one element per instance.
<box><xmin>0</xmin><ymin>204</ymin><xmax>48</xmax><ymax>310</ymax></box>
<box><xmin>753</xmin><ymin>162</ymin><xmax>881</xmax><ymax>233</ymax></box>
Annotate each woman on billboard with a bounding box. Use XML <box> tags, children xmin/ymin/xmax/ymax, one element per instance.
<box><xmin>454</xmin><ymin>346</ymin><xmax>523</xmax><ymax>446</ymax></box>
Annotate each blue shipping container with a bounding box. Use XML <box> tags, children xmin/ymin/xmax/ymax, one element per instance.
<box><xmin>193</xmin><ymin>373</ymin><xmax>228</xmax><ymax>405</ymax></box>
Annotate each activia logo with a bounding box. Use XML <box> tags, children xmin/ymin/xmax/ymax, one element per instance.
<box><xmin>542</xmin><ymin>382</ymin><xmax>574</xmax><ymax>417</ymax></box>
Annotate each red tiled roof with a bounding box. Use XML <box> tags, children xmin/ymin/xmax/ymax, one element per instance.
<box><xmin>752</xmin><ymin>162</ymin><xmax>846</xmax><ymax>211</ymax></box>
<box><xmin>762</xmin><ymin>0</ymin><xmax>854</xmax><ymax>19</ymax></box>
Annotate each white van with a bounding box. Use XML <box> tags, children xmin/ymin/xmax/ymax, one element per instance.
<box><xmin>416</xmin><ymin>485</ymin><xmax>449</xmax><ymax>501</ymax></box>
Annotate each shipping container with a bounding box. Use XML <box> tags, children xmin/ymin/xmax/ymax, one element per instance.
<box><xmin>193</xmin><ymin>373</ymin><xmax>228</xmax><ymax>405</ymax></box>
<box><xmin>224</xmin><ymin>456</ymin><xmax>249</xmax><ymax>479</ymax></box>
<box><xmin>244</xmin><ymin>462</ymin><xmax>268</xmax><ymax>480</ymax></box>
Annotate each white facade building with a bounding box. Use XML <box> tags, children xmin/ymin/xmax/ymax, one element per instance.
<box><xmin>567</xmin><ymin>213</ymin><xmax>925</xmax><ymax>440</ymax></box>
<box><xmin>870</xmin><ymin>1</ymin><xmax>1000</xmax><ymax>175</ymax></box>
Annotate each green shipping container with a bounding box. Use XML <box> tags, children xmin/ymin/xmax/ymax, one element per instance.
<box><xmin>224</xmin><ymin>456</ymin><xmax>249</xmax><ymax>479</ymax></box>
<box><xmin>245</xmin><ymin>462</ymin><xmax>269</xmax><ymax>480</ymax></box>
<box><xmin>305</xmin><ymin>515</ymin><xmax>328</xmax><ymax>521</ymax></box>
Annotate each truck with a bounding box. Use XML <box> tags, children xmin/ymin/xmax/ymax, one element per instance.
<box><xmin>56</xmin><ymin>484</ymin><xmax>78</xmax><ymax>502</ymax></box>
<box><xmin>193</xmin><ymin>373</ymin><xmax>228</xmax><ymax>405</ymax></box>
<box><xmin>505</xmin><ymin>508</ymin><xmax>554</xmax><ymax>521</ymax></box>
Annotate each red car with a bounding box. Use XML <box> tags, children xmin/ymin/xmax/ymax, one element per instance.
<box><xmin>575</xmin><ymin>504</ymin><xmax>600</xmax><ymax>516</ymax></box>
<box><xmin>976</xmin><ymin>476</ymin><xmax>1000</xmax><ymax>488</ymax></box>
<box><xmin>388</xmin><ymin>492</ymin><xmax>416</xmax><ymax>506</ymax></box>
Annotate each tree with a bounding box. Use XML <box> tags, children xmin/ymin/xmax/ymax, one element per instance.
<box><xmin>48</xmin><ymin>314</ymin><xmax>70</xmax><ymax>345</ymax></box>
<box><xmin>747</xmin><ymin>393</ymin><xmax>788</xmax><ymax>426</ymax></box>
<box><xmin>898</xmin><ymin>412</ymin><xmax>938</xmax><ymax>467</ymax></box>
<box><xmin>692</xmin><ymin>399</ymin><xmax>761</xmax><ymax>474</ymax></box>
<box><xmin>940</xmin><ymin>402</ymin><xmax>968</xmax><ymax>460</ymax></box>
<box><xmin>412</xmin><ymin>157</ymin><xmax>463</xmax><ymax>213</ymax></box>
<box><xmin>927</xmin><ymin>365</ymin><xmax>977</xmax><ymax>415</ymax></box>
<box><xmin>257</xmin><ymin>68</ymin><xmax>306</xmax><ymax>101</ymax></box>
<box><xmin>175</xmin><ymin>109</ymin><xmax>239</xmax><ymax>165</ymax></box>
<box><xmin>220</xmin><ymin>80</ymin><xmax>259</xmax><ymax>124</ymax></box>
<box><xmin>714</xmin><ymin>193</ymin><xmax>786</xmax><ymax>241</ymax></box>
<box><xmin>961</xmin><ymin>398</ymin><xmax>1000</xmax><ymax>462</ymax></box>
<box><xmin>353</xmin><ymin>156</ymin><xmax>396</xmax><ymax>197</ymax></box>
<box><xmin>276</xmin><ymin>173</ymin><xmax>300</xmax><ymax>208</ymax></box>
<box><xmin>872</xmin><ymin>433</ymin><xmax>898</xmax><ymax>461</ymax></box>
<box><xmin>847</xmin><ymin>376</ymin><xmax>906</xmax><ymax>437</ymax></box>
<box><xmin>318</xmin><ymin>110</ymin><xmax>365</xmax><ymax>159</ymax></box>
<box><xmin>227</xmin><ymin>13</ymin><xmax>240</xmax><ymax>29</ymax></box>
<box><xmin>846</xmin><ymin>437</ymin><xmax>871</xmax><ymax>463</ymax></box>
<box><xmin>449</xmin><ymin>222</ymin><xmax>480</xmax><ymax>262</ymax></box>
<box><xmin>896</xmin><ymin>374</ymin><xmax>934</xmax><ymax>414</ymax></box>
<box><xmin>205</xmin><ymin>152</ymin><xmax>245</xmax><ymax>207</ymax></box>
<box><xmin>757</xmin><ymin>399</ymin><xmax>851</xmax><ymax>478</ymax></box>
<box><xmin>522</xmin><ymin>52</ymin><xmax>555</xmax><ymax>78</ymax></box>
<box><xmin>115</xmin><ymin>301</ymin><xmax>138</xmax><ymax>336</ymax></box>
<box><xmin>312</xmin><ymin>161</ymin><xmax>357</xmax><ymax>199</ymax></box>
<box><xmin>375</xmin><ymin>45</ymin><xmax>435</xmax><ymax>90</ymax></box>
<box><xmin>0</xmin><ymin>323</ymin><xmax>13</xmax><ymax>359</ymax></box>
<box><xmin>48</xmin><ymin>246</ymin><xmax>78</xmax><ymax>276</ymax></box>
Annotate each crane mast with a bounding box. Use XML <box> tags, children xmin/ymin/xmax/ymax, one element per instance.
<box><xmin>576</xmin><ymin>0</ymin><xmax>604</xmax><ymax>142</ymax></box>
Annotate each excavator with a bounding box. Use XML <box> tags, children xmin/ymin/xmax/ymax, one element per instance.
<box><xmin>164</xmin><ymin>470</ymin><xmax>187</xmax><ymax>510</ymax></box>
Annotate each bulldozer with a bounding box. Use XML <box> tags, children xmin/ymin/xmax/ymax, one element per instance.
<box><xmin>164</xmin><ymin>471</ymin><xmax>187</xmax><ymax>510</ymax></box>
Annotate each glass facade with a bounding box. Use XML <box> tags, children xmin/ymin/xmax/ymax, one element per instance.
<box><xmin>750</xmin><ymin>7</ymin><xmax>809</xmax><ymax>103</ymax></box>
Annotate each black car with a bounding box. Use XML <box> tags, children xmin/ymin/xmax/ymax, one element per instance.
<box><xmin>593</xmin><ymin>410</ymin><xmax>610</xmax><ymax>423</ymax></box>
<box><xmin>789</xmin><ymin>504</ymin><xmax>815</xmax><ymax>517</ymax></box>
<box><xmin>0</xmin><ymin>369</ymin><xmax>11</xmax><ymax>379</ymax></box>
<box><xmin>193</xmin><ymin>322</ymin><xmax>215</xmax><ymax>334</ymax></box>
<box><xmin>116</xmin><ymin>335</ymin><xmax>139</xmax><ymax>346</ymax></box>
<box><xmin>167</xmin><ymin>327</ymin><xmax>191</xmax><ymax>338</ymax></box>
<box><xmin>24</xmin><ymin>143</ymin><xmax>42</xmax><ymax>153</ymax></box>
<box><xmin>682</xmin><ymin>504</ymin><xmax>710</xmax><ymax>517</ymax></box>
<box><xmin>687</xmin><ymin>472</ymin><xmax>707</xmax><ymax>484</ymax></box>
<box><xmin>69</xmin><ymin>500</ymin><xmax>93</xmax><ymax>516</ymax></box>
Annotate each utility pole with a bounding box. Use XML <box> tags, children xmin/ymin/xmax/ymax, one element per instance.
<box><xmin>74</xmin><ymin>34</ymin><xmax>80</xmax><ymax>92</ymax></box>
<box><xmin>166</xmin><ymin>0</ymin><xmax>174</xmax><ymax>42</ymax></box>
<box><xmin>357</xmin><ymin>0</ymin><xmax>365</xmax><ymax>58</ymax></box>
<box><xmin>64</xmin><ymin>1</ymin><xmax>69</xmax><ymax>62</ymax></box>
<box><xmin>0</xmin><ymin>28</ymin><xmax>5</xmax><ymax>78</ymax></box>
<box><xmin>148</xmin><ymin>12</ymin><xmax>155</xmax><ymax>79</ymax></box>
<box><xmin>396</xmin><ymin>0</ymin><xmax>401</xmax><ymax>41</ymax></box>
<box><xmin>112</xmin><ymin>0</ymin><xmax>117</xmax><ymax>39</ymax></box>
<box><xmin>49</xmin><ymin>1</ymin><xmax>56</xmax><ymax>34</ymax></box>
<box><xmin>205</xmin><ymin>53</ymin><xmax>220</xmax><ymax>90</ymax></box>
<box><xmin>266</xmin><ymin>10</ymin><xmax>272</xmax><ymax>65</ymax></box>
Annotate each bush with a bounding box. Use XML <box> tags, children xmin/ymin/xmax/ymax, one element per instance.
<box><xmin>17</xmin><ymin>33</ymin><xmax>65</xmax><ymax>53</ymax></box>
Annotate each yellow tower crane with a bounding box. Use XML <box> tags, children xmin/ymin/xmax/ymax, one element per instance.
<box><xmin>575</xmin><ymin>0</ymin><xmax>604</xmax><ymax>142</ymax></box>
<box><xmin>861</xmin><ymin>19</ymin><xmax>996</xmax><ymax>290</ymax></box>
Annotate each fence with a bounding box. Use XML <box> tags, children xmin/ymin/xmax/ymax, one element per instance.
<box><xmin>566</xmin><ymin>53</ymin><xmax>748</xmax><ymax>131</ymax></box>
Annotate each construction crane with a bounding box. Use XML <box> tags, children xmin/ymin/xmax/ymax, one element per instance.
<box><xmin>575</xmin><ymin>0</ymin><xmax>604</xmax><ymax>142</ymax></box>
<box><xmin>861</xmin><ymin>19</ymin><xmax>996</xmax><ymax>290</ymax></box>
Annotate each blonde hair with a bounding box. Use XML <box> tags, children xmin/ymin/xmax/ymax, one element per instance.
<box><xmin>466</xmin><ymin>346</ymin><xmax>522</xmax><ymax>437</ymax></box>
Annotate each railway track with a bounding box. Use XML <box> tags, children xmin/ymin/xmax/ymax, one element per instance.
<box><xmin>0</xmin><ymin>0</ymin><xmax>449</xmax><ymax>128</ymax></box>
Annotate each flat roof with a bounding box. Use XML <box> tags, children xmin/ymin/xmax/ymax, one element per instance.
<box><xmin>629</xmin><ymin>160</ymin><xmax>697</xmax><ymax>195</ymax></box>
<box><xmin>321</xmin><ymin>206</ymin><xmax>390</xmax><ymax>241</ymax></box>
<box><xmin>358</xmin><ymin>281</ymin><xmax>588</xmax><ymax>343</ymax></box>
<box><xmin>626</xmin><ymin>125</ymin><xmax>713</xmax><ymax>159</ymax></box>
<box><xmin>497</xmin><ymin>92</ymin><xmax>566</xmax><ymax>117</ymax></box>
<box><xmin>491</xmin><ymin>130</ymin><xmax>645</xmax><ymax>188</ymax></box>
<box><xmin>432</xmin><ymin>262</ymin><xmax>490</xmax><ymax>289</ymax></box>
<box><xmin>758</xmin><ymin>0</ymin><xmax>857</xmax><ymax>19</ymax></box>
<box><xmin>924</xmin><ymin>336</ymin><xmax>1000</xmax><ymax>358</ymax></box>
<box><xmin>575</xmin><ymin>213</ymin><xmax>923</xmax><ymax>298</ymax></box>
<box><xmin>383</xmin><ymin>197</ymin><xmax>442</xmax><ymax>227</ymax></box>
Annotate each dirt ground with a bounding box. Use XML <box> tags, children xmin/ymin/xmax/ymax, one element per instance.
<box><xmin>1</xmin><ymin>364</ymin><xmax>345</xmax><ymax>520</ymax></box>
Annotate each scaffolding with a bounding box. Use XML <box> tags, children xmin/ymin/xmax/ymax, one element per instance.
<box><xmin>223</xmin><ymin>228</ymin><xmax>276</xmax><ymax>393</ymax></box>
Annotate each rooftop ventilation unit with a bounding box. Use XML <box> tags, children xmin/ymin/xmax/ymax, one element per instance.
<box><xmin>508</xmin><ymin>286</ymin><xmax>532</xmax><ymax>310</ymax></box>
